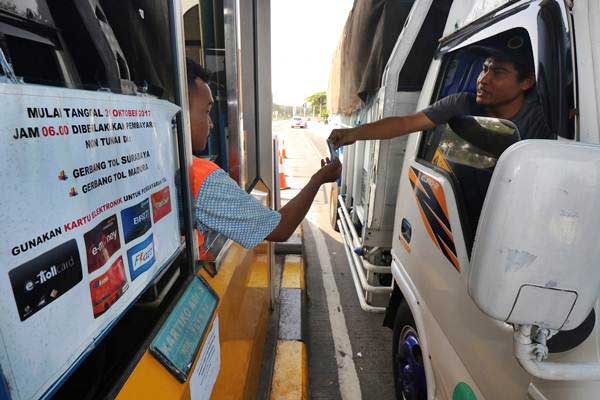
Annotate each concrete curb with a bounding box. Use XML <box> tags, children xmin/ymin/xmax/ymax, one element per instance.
<box><xmin>270</xmin><ymin>241</ymin><xmax>308</xmax><ymax>399</ymax></box>
<box><xmin>274</xmin><ymin>229</ymin><xmax>302</xmax><ymax>255</ymax></box>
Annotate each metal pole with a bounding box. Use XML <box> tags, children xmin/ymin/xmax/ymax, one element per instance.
<box><xmin>168</xmin><ymin>0</ymin><xmax>198</xmax><ymax>275</ymax></box>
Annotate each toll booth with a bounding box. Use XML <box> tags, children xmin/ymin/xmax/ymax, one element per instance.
<box><xmin>0</xmin><ymin>1</ymin><xmax>274</xmax><ymax>399</ymax></box>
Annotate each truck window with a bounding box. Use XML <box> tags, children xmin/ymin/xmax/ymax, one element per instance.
<box><xmin>417</xmin><ymin>26</ymin><xmax>562</xmax><ymax>254</ymax></box>
<box><xmin>397</xmin><ymin>0</ymin><xmax>452</xmax><ymax>92</ymax></box>
<box><xmin>422</xmin><ymin>119</ymin><xmax>497</xmax><ymax>253</ymax></box>
<box><xmin>536</xmin><ymin>0</ymin><xmax>577</xmax><ymax>139</ymax></box>
<box><xmin>418</xmin><ymin>6</ymin><xmax>577</xmax><ymax>254</ymax></box>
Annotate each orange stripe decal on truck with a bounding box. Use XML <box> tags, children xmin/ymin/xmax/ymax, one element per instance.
<box><xmin>408</xmin><ymin>167</ymin><xmax>460</xmax><ymax>272</ymax></box>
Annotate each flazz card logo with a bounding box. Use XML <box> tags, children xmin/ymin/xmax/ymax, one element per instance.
<box><xmin>89</xmin><ymin>256</ymin><xmax>129</xmax><ymax>318</ymax></box>
<box><xmin>151</xmin><ymin>186</ymin><xmax>172</xmax><ymax>223</ymax></box>
<box><xmin>127</xmin><ymin>234</ymin><xmax>156</xmax><ymax>280</ymax></box>
<box><xmin>9</xmin><ymin>239</ymin><xmax>83</xmax><ymax>321</ymax></box>
<box><xmin>121</xmin><ymin>198</ymin><xmax>152</xmax><ymax>243</ymax></box>
<box><xmin>84</xmin><ymin>214</ymin><xmax>121</xmax><ymax>273</ymax></box>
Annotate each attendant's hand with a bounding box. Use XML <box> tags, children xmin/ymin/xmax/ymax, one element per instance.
<box><xmin>328</xmin><ymin>128</ymin><xmax>356</xmax><ymax>149</ymax></box>
<box><xmin>313</xmin><ymin>158</ymin><xmax>342</xmax><ymax>184</ymax></box>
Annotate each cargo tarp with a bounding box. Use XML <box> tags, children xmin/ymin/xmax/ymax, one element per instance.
<box><xmin>328</xmin><ymin>0</ymin><xmax>414</xmax><ymax>115</ymax></box>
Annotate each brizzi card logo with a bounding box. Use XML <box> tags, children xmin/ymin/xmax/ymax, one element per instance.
<box><xmin>121</xmin><ymin>198</ymin><xmax>152</xmax><ymax>243</ymax></box>
<box><xmin>89</xmin><ymin>256</ymin><xmax>129</xmax><ymax>318</ymax></box>
<box><xmin>127</xmin><ymin>234</ymin><xmax>156</xmax><ymax>281</ymax></box>
<box><xmin>9</xmin><ymin>239</ymin><xmax>83</xmax><ymax>321</ymax></box>
<box><xmin>84</xmin><ymin>214</ymin><xmax>121</xmax><ymax>273</ymax></box>
<box><xmin>151</xmin><ymin>186</ymin><xmax>172</xmax><ymax>223</ymax></box>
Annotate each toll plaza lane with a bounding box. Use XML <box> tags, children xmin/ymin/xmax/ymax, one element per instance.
<box><xmin>273</xmin><ymin>119</ymin><xmax>394</xmax><ymax>400</ymax></box>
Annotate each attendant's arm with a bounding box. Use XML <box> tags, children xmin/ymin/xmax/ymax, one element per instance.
<box><xmin>266</xmin><ymin>159</ymin><xmax>341</xmax><ymax>242</ymax></box>
<box><xmin>328</xmin><ymin>112</ymin><xmax>436</xmax><ymax>148</ymax></box>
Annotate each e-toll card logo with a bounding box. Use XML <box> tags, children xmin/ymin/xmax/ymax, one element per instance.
<box><xmin>9</xmin><ymin>239</ymin><xmax>83</xmax><ymax>321</ymax></box>
<box><xmin>89</xmin><ymin>256</ymin><xmax>129</xmax><ymax>318</ymax></box>
<box><xmin>151</xmin><ymin>186</ymin><xmax>172</xmax><ymax>223</ymax></box>
<box><xmin>84</xmin><ymin>214</ymin><xmax>121</xmax><ymax>273</ymax></box>
<box><xmin>127</xmin><ymin>234</ymin><xmax>156</xmax><ymax>281</ymax></box>
<box><xmin>121</xmin><ymin>198</ymin><xmax>152</xmax><ymax>243</ymax></box>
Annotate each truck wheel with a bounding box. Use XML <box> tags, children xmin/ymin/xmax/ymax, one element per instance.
<box><xmin>392</xmin><ymin>302</ymin><xmax>427</xmax><ymax>400</ymax></box>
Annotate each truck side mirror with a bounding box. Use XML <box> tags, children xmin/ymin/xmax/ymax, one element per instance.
<box><xmin>448</xmin><ymin>116</ymin><xmax>520</xmax><ymax>158</ymax></box>
<box><xmin>468</xmin><ymin>140</ymin><xmax>600</xmax><ymax>331</ymax></box>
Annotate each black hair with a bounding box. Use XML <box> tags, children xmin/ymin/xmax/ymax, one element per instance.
<box><xmin>485</xmin><ymin>54</ymin><xmax>534</xmax><ymax>82</ymax></box>
<box><xmin>186</xmin><ymin>57</ymin><xmax>210</xmax><ymax>87</ymax></box>
<box><xmin>512</xmin><ymin>61</ymin><xmax>534</xmax><ymax>82</ymax></box>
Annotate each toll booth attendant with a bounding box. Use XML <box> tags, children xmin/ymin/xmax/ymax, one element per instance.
<box><xmin>186</xmin><ymin>58</ymin><xmax>341</xmax><ymax>253</ymax></box>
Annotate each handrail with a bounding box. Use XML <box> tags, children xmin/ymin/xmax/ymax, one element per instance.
<box><xmin>338</xmin><ymin>195</ymin><xmax>392</xmax><ymax>274</ymax></box>
<box><xmin>337</xmin><ymin>219</ymin><xmax>386</xmax><ymax>313</ymax></box>
<box><xmin>338</xmin><ymin>214</ymin><xmax>392</xmax><ymax>295</ymax></box>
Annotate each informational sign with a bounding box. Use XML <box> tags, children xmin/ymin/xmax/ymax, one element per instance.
<box><xmin>0</xmin><ymin>83</ymin><xmax>182</xmax><ymax>400</ymax></box>
<box><xmin>150</xmin><ymin>277</ymin><xmax>219</xmax><ymax>382</ymax></box>
<box><xmin>189</xmin><ymin>317</ymin><xmax>221</xmax><ymax>400</ymax></box>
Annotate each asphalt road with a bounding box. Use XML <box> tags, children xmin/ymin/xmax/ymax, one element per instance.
<box><xmin>273</xmin><ymin>120</ymin><xmax>395</xmax><ymax>400</ymax></box>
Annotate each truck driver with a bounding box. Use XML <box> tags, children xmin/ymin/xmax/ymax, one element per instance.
<box><xmin>328</xmin><ymin>30</ymin><xmax>553</xmax><ymax>149</ymax></box>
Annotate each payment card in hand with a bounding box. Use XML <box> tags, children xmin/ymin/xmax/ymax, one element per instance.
<box><xmin>326</xmin><ymin>139</ymin><xmax>338</xmax><ymax>161</ymax></box>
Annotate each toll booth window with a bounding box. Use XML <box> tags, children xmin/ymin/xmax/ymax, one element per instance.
<box><xmin>184</xmin><ymin>1</ymin><xmax>229</xmax><ymax>171</ymax></box>
<box><xmin>1</xmin><ymin>2</ymin><xmax>177</xmax><ymax>96</ymax></box>
<box><xmin>4</xmin><ymin>37</ymin><xmax>62</xmax><ymax>85</ymax></box>
<box><xmin>99</xmin><ymin>1</ymin><xmax>176</xmax><ymax>100</ymax></box>
<box><xmin>48</xmin><ymin>2</ymin><xmax>109</xmax><ymax>90</ymax></box>
<box><xmin>0</xmin><ymin>28</ymin><xmax>64</xmax><ymax>86</ymax></box>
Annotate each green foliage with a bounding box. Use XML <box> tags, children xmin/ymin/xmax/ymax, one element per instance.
<box><xmin>305</xmin><ymin>91</ymin><xmax>328</xmax><ymax>119</ymax></box>
<box><xmin>271</xmin><ymin>92</ymin><xmax>329</xmax><ymax>121</ymax></box>
<box><xmin>272</xmin><ymin>103</ymin><xmax>294</xmax><ymax>120</ymax></box>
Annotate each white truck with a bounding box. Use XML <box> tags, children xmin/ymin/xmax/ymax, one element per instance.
<box><xmin>333</xmin><ymin>0</ymin><xmax>600</xmax><ymax>399</ymax></box>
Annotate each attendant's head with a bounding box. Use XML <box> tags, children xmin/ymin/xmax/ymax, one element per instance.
<box><xmin>187</xmin><ymin>58</ymin><xmax>214</xmax><ymax>152</ymax></box>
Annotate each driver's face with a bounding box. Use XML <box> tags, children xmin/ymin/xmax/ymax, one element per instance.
<box><xmin>476</xmin><ymin>58</ymin><xmax>533</xmax><ymax>107</ymax></box>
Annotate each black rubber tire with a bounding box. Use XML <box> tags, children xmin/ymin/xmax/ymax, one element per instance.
<box><xmin>392</xmin><ymin>301</ymin><xmax>427</xmax><ymax>400</ymax></box>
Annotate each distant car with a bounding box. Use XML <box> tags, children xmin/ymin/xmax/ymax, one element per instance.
<box><xmin>290</xmin><ymin>116</ymin><xmax>307</xmax><ymax>129</ymax></box>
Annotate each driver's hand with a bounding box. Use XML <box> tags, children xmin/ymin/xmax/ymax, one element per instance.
<box><xmin>328</xmin><ymin>128</ymin><xmax>356</xmax><ymax>149</ymax></box>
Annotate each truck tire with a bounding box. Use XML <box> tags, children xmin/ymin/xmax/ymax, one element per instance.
<box><xmin>392</xmin><ymin>301</ymin><xmax>427</xmax><ymax>400</ymax></box>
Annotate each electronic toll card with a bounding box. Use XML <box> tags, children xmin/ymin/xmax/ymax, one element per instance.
<box><xmin>0</xmin><ymin>84</ymin><xmax>183</xmax><ymax>400</ymax></box>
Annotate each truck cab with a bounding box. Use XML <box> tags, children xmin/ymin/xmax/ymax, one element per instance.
<box><xmin>386</xmin><ymin>0</ymin><xmax>600</xmax><ymax>399</ymax></box>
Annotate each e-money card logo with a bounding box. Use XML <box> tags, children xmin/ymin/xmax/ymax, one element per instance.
<box><xmin>9</xmin><ymin>239</ymin><xmax>83</xmax><ymax>321</ymax></box>
<box><xmin>127</xmin><ymin>234</ymin><xmax>156</xmax><ymax>280</ymax></box>
<box><xmin>84</xmin><ymin>214</ymin><xmax>121</xmax><ymax>273</ymax></box>
<box><xmin>121</xmin><ymin>198</ymin><xmax>152</xmax><ymax>243</ymax></box>
<box><xmin>89</xmin><ymin>256</ymin><xmax>129</xmax><ymax>318</ymax></box>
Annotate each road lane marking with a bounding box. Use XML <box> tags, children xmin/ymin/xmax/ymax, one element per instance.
<box><xmin>303</xmin><ymin>129</ymin><xmax>326</xmax><ymax>160</ymax></box>
<box><xmin>300</xmin><ymin>130</ymin><xmax>329</xmax><ymax>204</ymax></box>
<box><xmin>306</xmin><ymin>219</ymin><xmax>362</xmax><ymax>400</ymax></box>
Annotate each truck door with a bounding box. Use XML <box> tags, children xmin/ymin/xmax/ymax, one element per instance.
<box><xmin>392</xmin><ymin>1</ymin><xmax>580</xmax><ymax>398</ymax></box>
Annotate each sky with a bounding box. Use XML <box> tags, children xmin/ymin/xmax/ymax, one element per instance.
<box><xmin>271</xmin><ymin>0</ymin><xmax>354</xmax><ymax>106</ymax></box>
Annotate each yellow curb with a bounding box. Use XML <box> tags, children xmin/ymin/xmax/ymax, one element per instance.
<box><xmin>281</xmin><ymin>255</ymin><xmax>304</xmax><ymax>289</ymax></box>
<box><xmin>247</xmin><ymin>254</ymin><xmax>269</xmax><ymax>288</ymax></box>
<box><xmin>270</xmin><ymin>341</ymin><xmax>308</xmax><ymax>400</ymax></box>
